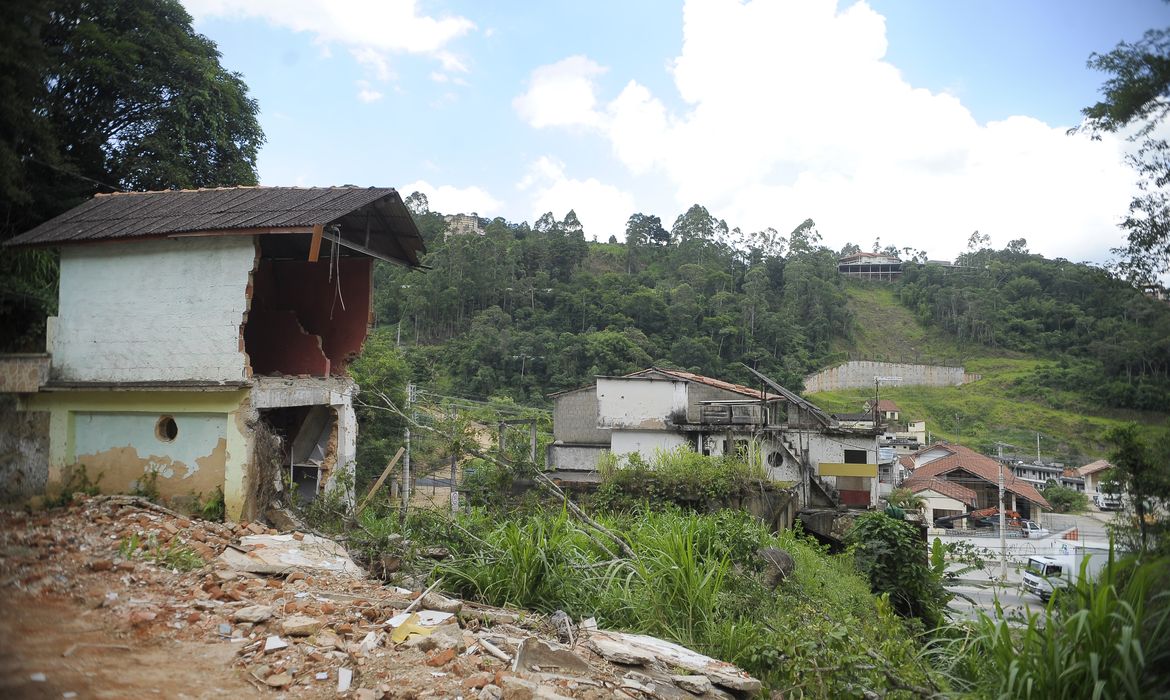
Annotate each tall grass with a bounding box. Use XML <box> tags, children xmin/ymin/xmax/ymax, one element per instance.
<box><xmin>436</xmin><ymin>507</ymin><xmax>941</xmax><ymax>695</ymax></box>
<box><xmin>938</xmin><ymin>554</ymin><xmax>1170</xmax><ymax>698</ymax></box>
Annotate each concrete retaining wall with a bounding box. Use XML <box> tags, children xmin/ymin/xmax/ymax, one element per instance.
<box><xmin>803</xmin><ymin>361</ymin><xmax>980</xmax><ymax>393</ymax></box>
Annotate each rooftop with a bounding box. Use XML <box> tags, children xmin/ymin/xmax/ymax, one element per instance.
<box><xmin>4</xmin><ymin>186</ymin><xmax>426</xmax><ymax>267</ymax></box>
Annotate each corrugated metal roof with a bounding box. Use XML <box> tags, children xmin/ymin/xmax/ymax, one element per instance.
<box><xmin>4</xmin><ymin>187</ymin><xmax>425</xmax><ymax>266</ymax></box>
<box><xmin>639</xmin><ymin>367</ymin><xmax>780</xmax><ymax>400</ymax></box>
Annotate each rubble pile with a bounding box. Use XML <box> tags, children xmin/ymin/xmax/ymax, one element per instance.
<box><xmin>0</xmin><ymin>496</ymin><xmax>760</xmax><ymax>699</ymax></box>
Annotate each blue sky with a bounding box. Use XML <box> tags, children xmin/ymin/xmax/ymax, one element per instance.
<box><xmin>184</xmin><ymin>0</ymin><xmax>1169</xmax><ymax>265</ymax></box>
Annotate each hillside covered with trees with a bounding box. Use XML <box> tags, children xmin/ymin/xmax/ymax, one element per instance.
<box><xmin>375</xmin><ymin>200</ymin><xmax>853</xmax><ymax>400</ymax></box>
<box><xmin>373</xmin><ymin>199</ymin><xmax>1170</xmax><ymax>423</ymax></box>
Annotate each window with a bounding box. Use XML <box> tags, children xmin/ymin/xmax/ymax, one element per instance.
<box><xmin>844</xmin><ymin>449</ymin><xmax>867</xmax><ymax>464</ymax></box>
<box><xmin>155</xmin><ymin>416</ymin><xmax>178</xmax><ymax>442</ymax></box>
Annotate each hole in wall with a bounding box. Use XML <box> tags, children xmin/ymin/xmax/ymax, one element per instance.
<box><xmin>156</xmin><ymin>416</ymin><xmax>178</xmax><ymax>442</ymax></box>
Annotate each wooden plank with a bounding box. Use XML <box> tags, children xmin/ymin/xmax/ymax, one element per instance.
<box><xmin>308</xmin><ymin>223</ymin><xmax>324</xmax><ymax>262</ymax></box>
<box><xmin>356</xmin><ymin>447</ymin><xmax>405</xmax><ymax>515</ymax></box>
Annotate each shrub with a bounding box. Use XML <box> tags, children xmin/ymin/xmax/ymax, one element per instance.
<box><xmin>846</xmin><ymin>511</ymin><xmax>948</xmax><ymax>626</ymax></box>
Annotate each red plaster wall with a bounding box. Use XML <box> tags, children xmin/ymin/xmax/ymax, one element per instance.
<box><xmin>247</xmin><ymin>258</ymin><xmax>372</xmax><ymax>376</ymax></box>
<box><xmin>838</xmin><ymin>489</ymin><xmax>872</xmax><ymax>507</ymax></box>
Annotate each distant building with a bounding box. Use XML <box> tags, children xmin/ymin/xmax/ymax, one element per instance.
<box><xmin>443</xmin><ymin>213</ymin><xmax>483</xmax><ymax>237</ymax></box>
<box><xmin>902</xmin><ymin>443</ymin><xmax>1051</xmax><ymax>523</ymax></box>
<box><xmin>838</xmin><ymin>252</ymin><xmax>902</xmax><ymax>280</ymax></box>
<box><xmin>549</xmin><ymin>367</ymin><xmax>882</xmax><ymax>508</ymax></box>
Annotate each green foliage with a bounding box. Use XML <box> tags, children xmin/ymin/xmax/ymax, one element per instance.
<box><xmin>897</xmin><ymin>249</ymin><xmax>1170</xmax><ymax>411</ymax></box>
<box><xmin>1107</xmin><ymin>423</ymin><xmax>1170</xmax><ymax>553</ymax></box>
<box><xmin>348</xmin><ymin>329</ymin><xmax>410</xmax><ymax>490</ymax></box>
<box><xmin>375</xmin><ymin>212</ymin><xmax>850</xmax><ymax>402</ymax></box>
<box><xmin>1080</xmin><ymin>26</ymin><xmax>1170</xmax><ymax>281</ymax></box>
<box><xmin>592</xmin><ymin>446</ymin><xmax>765</xmax><ymax>511</ymax></box>
<box><xmin>846</xmin><ymin>511</ymin><xmax>948</xmax><ymax>626</ymax></box>
<box><xmin>0</xmin><ymin>0</ymin><xmax>264</xmax><ymax>350</ymax></box>
<box><xmin>432</xmin><ymin>507</ymin><xmax>940</xmax><ymax>695</ymax></box>
<box><xmin>50</xmin><ymin>463</ymin><xmax>102</xmax><ymax>506</ymax></box>
<box><xmin>887</xmin><ymin>487</ymin><xmax>925</xmax><ymax>512</ymax></box>
<box><xmin>199</xmin><ymin>487</ymin><xmax>225</xmax><ymax>522</ymax></box>
<box><xmin>940</xmin><ymin>554</ymin><xmax>1170</xmax><ymax>698</ymax></box>
<box><xmin>131</xmin><ymin>469</ymin><xmax>161</xmax><ymax>503</ymax></box>
<box><xmin>151</xmin><ymin>540</ymin><xmax>204</xmax><ymax>572</ymax></box>
<box><xmin>117</xmin><ymin>532</ymin><xmax>203</xmax><ymax>572</ymax></box>
<box><xmin>1041</xmin><ymin>482</ymin><xmax>1090</xmax><ymax>513</ymax></box>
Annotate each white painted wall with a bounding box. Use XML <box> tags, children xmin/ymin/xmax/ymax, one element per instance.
<box><xmin>548</xmin><ymin>443</ymin><xmax>607</xmax><ymax>471</ymax></box>
<box><xmin>596</xmin><ymin>377</ymin><xmax>687</xmax><ymax>430</ymax></box>
<box><xmin>918</xmin><ymin>491</ymin><xmax>966</xmax><ymax>524</ymax></box>
<box><xmin>610</xmin><ymin>430</ymin><xmax>688</xmax><ymax>457</ymax></box>
<box><xmin>54</xmin><ymin>236</ymin><xmax>255</xmax><ymax>383</ymax></box>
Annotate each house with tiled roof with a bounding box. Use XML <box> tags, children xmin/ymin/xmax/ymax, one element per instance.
<box><xmin>904</xmin><ymin>477</ymin><xmax>978</xmax><ymax>524</ymax></box>
<box><xmin>1077</xmin><ymin>459</ymin><xmax>1119</xmax><ymax>506</ymax></box>
<box><xmin>0</xmin><ymin>187</ymin><xmax>425</xmax><ymax>518</ymax></box>
<box><xmin>902</xmin><ymin>443</ymin><xmax>1051</xmax><ymax>522</ymax></box>
<box><xmin>548</xmin><ymin>367</ymin><xmax>881</xmax><ymax>508</ymax></box>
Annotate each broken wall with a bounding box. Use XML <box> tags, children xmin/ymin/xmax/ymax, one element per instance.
<box><xmin>596</xmin><ymin>377</ymin><xmax>687</xmax><ymax>430</ymax></box>
<box><xmin>21</xmin><ymin>389</ymin><xmax>253</xmax><ymax>518</ymax></box>
<box><xmin>52</xmin><ymin>237</ymin><xmax>255</xmax><ymax>383</ymax></box>
<box><xmin>246</xmin><ymin>258</ymin><xmax>372</xmax><ymax>376</ymax></box>
<box><xmin>0</xmin><ymin>396</ymin><xmax>49</xmax><ymax>501</ymax></box>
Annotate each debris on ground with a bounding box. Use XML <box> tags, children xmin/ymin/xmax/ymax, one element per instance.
<box><xmin>0</xmin><ymin>495</ymin><xmax>760</xmax><ymax>698</ymax></box>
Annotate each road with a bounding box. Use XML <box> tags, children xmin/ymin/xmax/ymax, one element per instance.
<box><xmin>933</xmin><ymin>512</ymin><xmax>1117</xmax><ymax>622</ymax></box>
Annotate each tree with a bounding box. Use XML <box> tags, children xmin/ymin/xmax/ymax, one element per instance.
<box><xmin>1106</xmin><ymin>423</ymin><xmax>1170</xmax><ymax>553</ymax></box>
<box><xmin>405</xmin><ymin>191</ymin><xmax>429</xmax><ymax>217</ymax></box>
<box><xmin>1</xmin><ymin>0</ymin><xmax>265</xmax><ymax>350</ymax></box>
<box><xmin>1079</xmin><ymin>25</ymin><xmax>1170</xmax><ymax>281</ymax></box>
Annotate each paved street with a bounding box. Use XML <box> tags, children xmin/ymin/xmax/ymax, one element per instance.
<box><xmin>934</xmin><ymin>511</ymin><xmax>1118</xmax><ymax>622</ymax></box>
<box><xmin>948</xmin><ymin>579</ymin><xmax>1045</xmax><ymax>622</ymax></box>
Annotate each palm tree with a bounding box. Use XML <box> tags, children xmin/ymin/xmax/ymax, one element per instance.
<box><xmin>887</xmin><ymin>487</ymin><xmax>926</xmax><ymax>513</ymax></box>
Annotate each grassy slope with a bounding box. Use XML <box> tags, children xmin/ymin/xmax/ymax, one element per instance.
<box><xmin>809</xmin><ymin>282</ymin><xmax>1168</xmax><ymax>462</ymax></box>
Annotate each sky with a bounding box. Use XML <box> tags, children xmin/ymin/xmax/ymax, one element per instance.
<box><xmin>182</xmin><ymin>0</ymin><xmax>1170</xmax><ymax>266</ymax></box>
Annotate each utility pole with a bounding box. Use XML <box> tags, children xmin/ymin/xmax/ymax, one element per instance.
<box><xmin>449</xmin><ymin>404</ymin><xmax>459</xmax><ymax>514</ymax></box>
<box><xmin>1036</xmin><ymin>432</ymin><xmax>1041</xmax><ymax>464</ymax></box>
<box><xmin>403</xmin><ymin>383</ymin><xmax>413</xmax><ymax>509</ymax></box>
<box><xmin>995</xmin><ymin>441</ymin><xmax>1014</xmax><ymax>582</ymax></box>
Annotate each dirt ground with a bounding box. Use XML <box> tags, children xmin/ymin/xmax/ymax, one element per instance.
<box><xmin>0</xmin><ymin>496</ymin><xmax>759</xmax><ymax>700</ymax></box>
<box><xmin>0</xmin><ymin>592</ymin><xmax>256</xmax><ymax>699</ymax></box>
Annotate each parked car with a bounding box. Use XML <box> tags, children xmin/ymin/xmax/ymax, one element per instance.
<box><xmin>1020</xmin><ymin>520</ymin><xmax>1049</xmax><ymax>538</ymax></box>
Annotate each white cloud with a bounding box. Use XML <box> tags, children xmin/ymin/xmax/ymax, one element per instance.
<box><xmin>517</xmin><ymin>0</ymin><xmax>1138</xmax><ymax>264</ymax></box>
<box><xmin>183</xmin><ymin>0</ymin><xmax>473</xmax><ymax>82</ymax></box>
<box><xmin>513</xmin><ymin>56</ymin><xmax>608</xmax><ymax>129</ymax></box>
<box><xmin>355</xmin><ymin>80</ymin><xmax>383</xmax><ymax>103</ymax></box>
<box><xmin>517</xmin><ymin>157</ymin><xmax>635</xmax><ymax>240</ymax></box>
<box><xmin>400</xmin><ymin>180</ymin><xmax>503</xmax><ymax>216</ymax></box>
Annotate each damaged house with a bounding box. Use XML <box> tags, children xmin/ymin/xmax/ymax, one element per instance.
<box><xmin>548</xmin><ymin>367</ymin><xmax>882</xmax><ymax>508</ymax></box>
<box><xmin>0</xmin><ymin>187</ymin><xmax>424</xmax><ymax>520</ymax></box>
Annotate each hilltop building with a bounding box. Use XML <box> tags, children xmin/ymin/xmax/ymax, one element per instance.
<box><xmin>837</xmin><ymin>252</ymin><xmax>902</xmax><ymax>280</ymax></box>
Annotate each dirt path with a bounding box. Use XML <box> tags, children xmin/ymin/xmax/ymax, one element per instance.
<box><xmin>0</xmin><ymin>592</ymin><xmax>258</xmax><ymax>700</ymax></box>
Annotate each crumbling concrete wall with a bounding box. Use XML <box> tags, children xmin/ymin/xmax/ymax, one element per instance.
<box><xmin>0</xmin><ymin>397</ymin><xmax>49</xmax><ymax>501</ymax></box>
<box><xmin>52</xmin><ymin>236</ymin><xmax>255</xmax><ymax>383</ymax></box>
<box><xmin>0</xmin><ymin>354</ymin><xmax>50</xmax><ymax>392</ymax></box>
<box><xmin>803</xmin><ymin>361</ymin><xmax>980</xmax><ymax>393</ymax></box>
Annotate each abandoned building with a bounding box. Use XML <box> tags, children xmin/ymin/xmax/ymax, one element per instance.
<box><xmin>547</xmin><ymin>367</ymin><xmax>882</xmax><ymax>508</ymax></box>
<box><xmin>0</xmin><ymin>187</ymin><xmax>424</xmax><ymax>520</ymax></box>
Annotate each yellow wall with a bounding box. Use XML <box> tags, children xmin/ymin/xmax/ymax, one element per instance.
<box><xmin>23</xmin><ymin>389</ymin><xmax>252</xmax><ymax>520</ymax></box>
<box><xmin>818</xmin><ymin>462</ymin><xmax>879</xmax><ymax>478</ymax></box>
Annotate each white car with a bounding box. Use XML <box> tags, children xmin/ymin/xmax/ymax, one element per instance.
<box><xmin>1021</xmin><ymin>520</ymin><xmax>1049</xmax><ymax>538</ymax></box>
